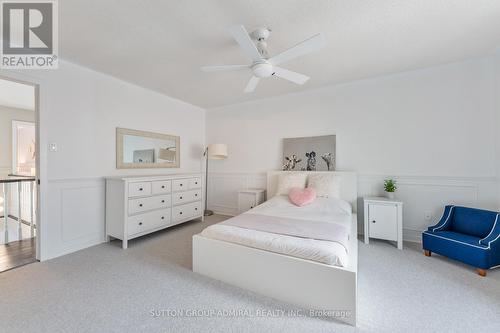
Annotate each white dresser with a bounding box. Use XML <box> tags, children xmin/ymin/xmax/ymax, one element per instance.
<box><xmin>106</xmin><ymin>174</ymin><xmax>203</xmax><ymax>249</ymax></box>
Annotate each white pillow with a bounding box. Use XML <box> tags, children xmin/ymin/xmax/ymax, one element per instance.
<box><xmin>307</xmin><ymin>174</ymin><xmax>341</xmax><ymax>198</ymax></box>
<box><xmin>275</xmin><ymin>173</ymin><xmax>307</xmax><ymax>196</ymax></box>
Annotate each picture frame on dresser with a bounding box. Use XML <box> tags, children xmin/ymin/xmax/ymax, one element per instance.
<box><xmin>106</xmin><ymin>174</ymin><xmax>203</xmax><ymax>249</ymax></box>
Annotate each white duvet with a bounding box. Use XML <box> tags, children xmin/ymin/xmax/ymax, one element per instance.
<box><xmin>200</xmin><ymin>196</ymin><xmax>352</xmax><ymax>267</ymax></box>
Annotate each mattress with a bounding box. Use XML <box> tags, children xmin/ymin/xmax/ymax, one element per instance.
<box><xmin>200</xmin><ymin>196</ymin><xmax>353</xmax><ymax>266</ymax></box>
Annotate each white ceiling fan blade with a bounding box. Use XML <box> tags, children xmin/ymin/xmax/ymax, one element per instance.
<box><xmin>228</xmin><ymin>25</ymin><xmax>262</xmax><ymax>62</ymax></box>
<box><xmin>244</xmin><ymin>76</ymin><xmax>260</xmax><ymax>93</ymax></box>
<box><xmin>201</xmin><ymin>65</ymin><xmax>250</xmax><ymax>72</ymax></box>
<box><xmin>269</xmin><ymin>33</ymin><xmax>326</xmax><ymax>66</ymax></box>
<box><xmin>273</xmin><ymin>67</ymin><xmax>310</xmax><ymax>85</ymax></box>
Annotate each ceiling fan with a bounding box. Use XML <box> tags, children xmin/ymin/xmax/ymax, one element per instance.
<box><xmin>201</xmin><ymin>25</ymin><xmax>326</xmax><ymax>93</ymax></box>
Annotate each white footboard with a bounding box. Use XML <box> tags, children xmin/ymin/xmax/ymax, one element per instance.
<box><xmin>192</xmin><ymin>216</ymin><xmax>358</xmax><ymax>326</ymax></box>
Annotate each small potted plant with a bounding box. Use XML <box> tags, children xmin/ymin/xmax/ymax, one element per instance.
<box><xmin>384</xmin><ymin>179</ymin><xmax>397</xmax><ymax>199</ymax></box>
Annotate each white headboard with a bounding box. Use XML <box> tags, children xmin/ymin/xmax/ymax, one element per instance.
<box><xmin>266</xmin><ymin>171</ymin><xmax>358</xmax><ymax>212</ymax></box>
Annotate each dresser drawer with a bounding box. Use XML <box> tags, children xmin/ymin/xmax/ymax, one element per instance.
<box><xmin>188</xmin><ymin>189</ymin><xmax>202</xmax><ymax>202</ymax></box>
<box><xmin>189</xmin><ymin>177</ymin><xmax>202</xmax><ymax>189</ymax></box>
<box><xmin>127</xmin><ymin>208</ymin><xmax>171</xmax><ymax>236</ymax></box>
<box><xmin>128</xmin><ymin>194</ymin><xmax>171</xmax><ymax>215</ymax></box>
<box><xmin>172</xmin><ymin>203</ymin><xmax>194</xmax><ymax>222</ymax></box>
<box><xmin>190</xmin><ymin>201</ymin><xmax>202</xmax><ymax>216</ymax></box>
<box><xmin>128</xmin><ymin>182</ymin><xmax>151</xmax><ymax>198</ymax></box>
<box><xmin>172</xmin><ymin>189</ymin><xmax>201</xmax><ymax>206</ymax></box>
<box><xmin>152</xmin><ymin>180</ymin><xmax>171</xmax><ymax>194</ymax></box>
<box><xmin>172</xmin><ymin>179</ymin><xmax>188</xmax><ymax>191</ymax></box>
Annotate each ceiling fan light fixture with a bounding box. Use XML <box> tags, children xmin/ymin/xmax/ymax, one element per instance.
<box><xmin>252</xmin><ymin>62</ymin><xmax>274</xmax><ymax>78</ymax></box>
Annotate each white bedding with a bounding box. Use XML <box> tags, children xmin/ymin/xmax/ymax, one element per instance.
<box><xmin>200</xmin><ymin>196</ymin><xmax>352</xmax><ymax>266</ymax></box>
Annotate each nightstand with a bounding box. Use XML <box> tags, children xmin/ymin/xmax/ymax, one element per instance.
<box><xmin>363</xmin><ymin>197</ymin><xmax>403</xmax><ymax>249</ymax></box>
<box><xmin>238</xmin><ymin>189</ymin><xmax>266</xmax><ymax>214</ymax></box>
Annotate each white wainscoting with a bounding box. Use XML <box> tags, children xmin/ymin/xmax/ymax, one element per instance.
<box><xmin>44</xmin><ymin>178</ymin><xmax>105</xmax><ymax>260</ymax></box>
<box><xmin>208</xmin><ymin>172</ymin><xmax>499</xmax><ymax>243</ymax></box>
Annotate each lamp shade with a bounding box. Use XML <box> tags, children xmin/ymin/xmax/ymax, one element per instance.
<box><xmin>208</xmin><ymin>144</ymin><xmax>228</xmax><ymax>160</ymax></box>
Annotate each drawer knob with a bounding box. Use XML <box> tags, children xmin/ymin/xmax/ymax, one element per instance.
<box><xmin>180</xmin><ymin>184</ymin><xmax>183</xmax><ymax>186</ymax></box>
<box><xmin>161</xmin><ymin>200</ymin><xmax>165</xmax><ymax>203</ymax></box>
<box><xmin>161</xmin><ymin>216</ymin><xmax>165</xmax><ymax>220</ymax></box>
<box><xmin>195</xmin><ymin>182</ymin><xmax>198</xmax><ymax>185</ymax></box>
<box><xmin>180</xmin><ymin>196</ymin><xmax>183</xmax><ymax>199</ymax></box>
<box><xmin>372</xmin><ymin>220</ymin><xmax>376</xmax><ymax>223</ymax></box>
<box><xmin>162</xmin><ymin>186</ymin><xmax>165</xmax><ymax>189</ymax></box>
<box><xmin>180</xmin><ymin>212</ymin><xmax>183</xmax><ymax>215</ymax></box>
<box><xmin>195</xmin><ymin>208</ymin><xmax>198</xmax><ymax>211</ymax></box>
<box><xmin>195</xmin><ymin>194</ymin><xmax>198</xmax><ymax>197</ymax></box>
<box><xmin>251</xmin><ymin>206</ymin><xmax>253</xmax><ymax>209</ymax></box>
<box><xmin>139</xmin><ymin>188</ymin><xmax>143</xmax><ymax>191</ymax></box>
<box><xmin>139</xmin><ymin>204</ymin><xmax>143</xmax><ymax>207</ymax></box>
<box><xmin>139</xmin><ymin>222</ymin><xmax>143</xmax><ymax>225</ymax></box>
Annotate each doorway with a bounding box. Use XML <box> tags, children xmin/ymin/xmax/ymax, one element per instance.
<box><xmin>0</xmin><ymin>77</ymin><xmax>38</xmax><ymax>272</ymax></box>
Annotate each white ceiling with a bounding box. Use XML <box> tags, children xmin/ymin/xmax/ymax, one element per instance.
<box><xmin>60</xmin><ymin>0</ymin><xmax>500</xmax><ymax>109</ymax></box>
<box><xmin>0</xmin><ymin>78</ymin><xmax>35</xmax><ymax>111</ymax></box>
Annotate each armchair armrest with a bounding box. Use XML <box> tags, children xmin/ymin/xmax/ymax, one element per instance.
<box><xmin>479</xmin><ymin>213</ymin><xmax>500</xmax><ymax>248</ymax></box>
<box><xmin>427</xmin><ymin>205</ymin><xmax>455</xmax><ymax>232</ymax></box>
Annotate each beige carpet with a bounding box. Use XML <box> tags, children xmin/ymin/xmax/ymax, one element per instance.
<box><xmin>0</xmin><ymin>214</ymin><xmax>499</xmax><ymax>332</ymax></box>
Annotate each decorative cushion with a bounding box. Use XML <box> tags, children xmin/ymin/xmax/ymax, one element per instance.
<box><xmin>307</xmin><ymin>173</ymin><xmax>341</xmax><ymax>198</ymax></box>
<box><xmin>276</xmin><ymin>173</ymin><xmax>308</xmax><ymax>196</ymax></box>
<box><xmin>288</xmin><ymin>187</ymin><xmax>317</xmax><ymax>207</ymax></box>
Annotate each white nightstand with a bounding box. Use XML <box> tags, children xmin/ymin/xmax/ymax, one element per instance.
<box><xmin>238</xmin><ymin>189</ymin><xmax>266</xmax><ymax>214</ymax></box>
<box><xmin>363</xmin><ymin>197</ymin><xmax>403</xmax><ymax>249</ymax></box>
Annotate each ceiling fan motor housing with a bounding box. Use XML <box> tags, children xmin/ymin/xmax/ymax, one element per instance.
<box><xmin>250</xmin><ymin>27</ymin><xmax>271</xmax><ymax>41</ymax></box>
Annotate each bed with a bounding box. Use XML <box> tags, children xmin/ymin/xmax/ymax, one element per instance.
<box><xmin>192</xmin><ymin>171</ymin><xmax>358</xmax><ymax>326</ymax></box>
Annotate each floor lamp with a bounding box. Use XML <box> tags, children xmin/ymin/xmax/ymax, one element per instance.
<box><xmin>204</xmin><ymin>143</ymin><xmax>228</xmax><ymax>216</ymax></box>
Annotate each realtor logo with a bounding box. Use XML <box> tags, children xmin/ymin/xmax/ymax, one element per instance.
<box><xmin>1</xmin><ymin>0</ymin><xmax>58</xmax><ymax>69</ymax></box>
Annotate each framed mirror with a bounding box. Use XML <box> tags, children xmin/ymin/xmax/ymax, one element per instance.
<box><xmin>116</xmin><ymin>128</ymin><xmax>180</xmax><ymax>169</ymax></box>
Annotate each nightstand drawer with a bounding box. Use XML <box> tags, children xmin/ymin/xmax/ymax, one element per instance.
<box><xmin>368</xmin><ymin>203</ymin><xmax>398</xmax><ymax>240</ymax></box>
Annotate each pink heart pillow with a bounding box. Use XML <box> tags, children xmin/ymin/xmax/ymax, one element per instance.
<box><xmin>288</xmin><ymin>187</ymin><xmax>317</xmax><ymax>207</ymax></box>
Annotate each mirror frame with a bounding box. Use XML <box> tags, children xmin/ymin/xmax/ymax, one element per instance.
<box><xmin>116</xmin><ymin>127</ymin><xmax>180</xmax><ymax>169</ymax></box>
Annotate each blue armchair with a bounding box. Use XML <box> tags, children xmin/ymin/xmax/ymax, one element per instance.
<box><xmin>422</xmin><ymin>205</ymin><xmax>500</xmax><ymax>276</ymax></box>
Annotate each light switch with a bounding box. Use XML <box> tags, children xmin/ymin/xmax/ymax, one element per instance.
<box><xmin>49</xmin><ymin>143</ymin><xmax>58</xmax><ymax>152</ymax></box>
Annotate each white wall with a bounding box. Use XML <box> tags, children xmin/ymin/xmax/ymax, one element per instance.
<box><xmin>206</xmin><ymin>56</ymin><xmax>499</xmax><ymax>241</ymax></box>
<box><xmin>2</xmin><ymin>60</ymin><xmax>205</xmax><ymax>260</ymax></box>
<box><xmin>0</xmin><ymin>105</ymin><xmax>35</xmax><ymax>176</ymax></box>
<box><xmin>495</xmin><ymin>54</ymin><xmax>500</xmax><ymax>210</ymax></box>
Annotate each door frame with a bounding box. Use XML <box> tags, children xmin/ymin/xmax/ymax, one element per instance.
<box><xmin>0</xmin><ymin>72</ymin><xmax>46</xmax><ymax>261</ymax></box>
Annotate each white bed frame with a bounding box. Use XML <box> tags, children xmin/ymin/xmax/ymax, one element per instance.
<box><xmin>192</xmin><ymin>171</ymin><xmax>358</xmax><ymax>326</ymax></box>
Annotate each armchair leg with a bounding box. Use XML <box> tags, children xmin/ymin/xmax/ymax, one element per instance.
<box><xmin>476</xmin><ymin>268</ymin><xmax>487</xmax><ymax>277</ymax></box>
<box><xmin>424</xmin><ymin>250</ymin><xmax>431</xmax><ymax>257</ymax></box>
